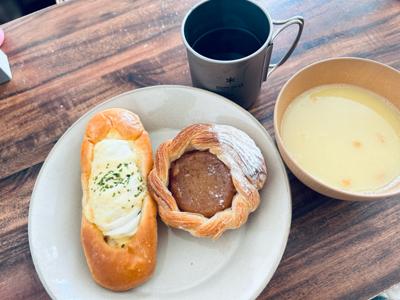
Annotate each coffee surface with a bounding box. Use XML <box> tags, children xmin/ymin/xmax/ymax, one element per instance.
<box><xmin>192</xmin><ymin>27</ymin><xmax>262</xmax><ymax>61</ymax></box>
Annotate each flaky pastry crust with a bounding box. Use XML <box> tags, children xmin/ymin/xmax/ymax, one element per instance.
<box><xmin>148</xmin><ymin>124</ymin><xmax>267</xmax><ymax>239</ymax></box>
<box><xmin>80</xmin><ymin>108</ymin><xmax>157</xmax><ymax>291</ymax></box>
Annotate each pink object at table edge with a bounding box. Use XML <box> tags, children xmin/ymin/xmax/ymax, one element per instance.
<box><xmin>0</xmin><ymin>29</ymin><xmax>4</xmax><ymax>46</ymax></box>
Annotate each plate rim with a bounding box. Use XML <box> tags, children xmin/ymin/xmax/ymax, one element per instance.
<box><xmin>28</xmin><ymin>84</ymin><xmax>292</xmax><ymax>299</ymax></box>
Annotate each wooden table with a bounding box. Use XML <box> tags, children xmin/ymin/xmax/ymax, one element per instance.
<box><xmin>1</xmin><ymin>0</ymin><xmax>399</xmax><ymax>299</ymax></box>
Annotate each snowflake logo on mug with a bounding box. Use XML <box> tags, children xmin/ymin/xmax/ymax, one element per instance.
<box><xmin>226</xmin><ymin>77</ymin><xmax>235</xmax><ymax>84</ymax></box>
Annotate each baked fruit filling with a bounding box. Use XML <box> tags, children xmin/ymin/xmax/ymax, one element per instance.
<box><xmin>168</xmin><ymin>150</ymin><xmax>236</xmax><ymax>218</ymax></box>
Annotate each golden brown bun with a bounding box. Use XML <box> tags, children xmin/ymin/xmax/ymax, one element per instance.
<box><xmin>148</xmin><ymin>124</ymin><xmax>267</xmax><ymax>239</ymax></box>
<box><xmin>80</xmin><ymin>108</ymin><xmax>157</xmax><ymax>291</ymax></box>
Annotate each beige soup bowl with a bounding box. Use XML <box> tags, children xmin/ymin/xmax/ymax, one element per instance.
<box><xmin>274</xmin><ymin>57</ymin><xmax>400</xmax><ymax>200</ymax></box>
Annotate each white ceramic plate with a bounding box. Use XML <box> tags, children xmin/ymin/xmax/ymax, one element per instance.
<box><xmin>29</xmin><ymin>85</ymin><xmax>291</xmax><ymax>300</ymax></box>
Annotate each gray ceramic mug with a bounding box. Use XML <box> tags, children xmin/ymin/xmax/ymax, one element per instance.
<box><xmin>182</xmin><ymin>0</ymin><xmax>304</xmax><ymax>108</ymax></box>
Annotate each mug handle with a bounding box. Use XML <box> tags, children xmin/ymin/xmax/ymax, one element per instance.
<box><xmin>267</xmin><ymin>16</ymin><xmax>304</xmax><ymax>78</ymax></box>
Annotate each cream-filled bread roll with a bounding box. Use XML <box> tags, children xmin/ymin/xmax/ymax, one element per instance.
<box><xmin>80</xmin><ymin>108</ymin><xmax>157</xmax><ymax>291</ymax></box>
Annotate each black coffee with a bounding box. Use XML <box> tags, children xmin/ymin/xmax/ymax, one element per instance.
<box><xmin>192</xmin><ymin>27</ymin><xmax>262</xmax><ymax>61</ymax></box>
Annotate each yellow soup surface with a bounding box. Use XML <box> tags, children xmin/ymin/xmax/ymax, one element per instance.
<box><xmin>281</xmin><ymin>84</ymin><xmax>400</xmax><ymax>192</ymax></box>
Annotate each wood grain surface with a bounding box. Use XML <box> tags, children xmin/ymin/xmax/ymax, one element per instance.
<box><xmin>0</xmin><ymin>0</ymin><xmax>399</xmax><ymax>299</ymax></box>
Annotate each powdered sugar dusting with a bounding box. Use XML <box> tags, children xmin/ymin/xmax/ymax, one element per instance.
<box><xmin>207</xmin><ymin>163</ymin><xmax>217</xmax><ymax>175</ymax></box>
<box><xmin>213</xmin><ymin>125</ymin><xmax>267</xmax><ymax>189</ymax></box>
